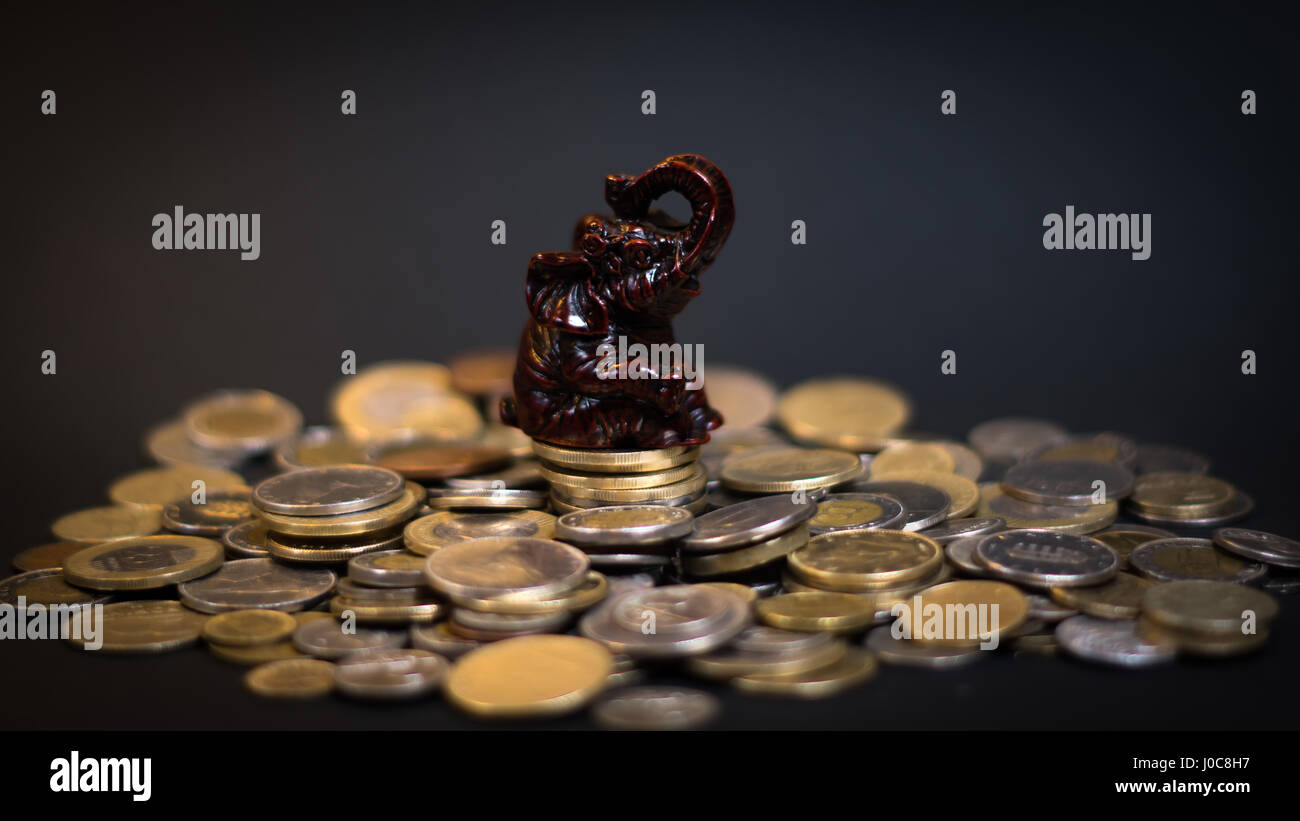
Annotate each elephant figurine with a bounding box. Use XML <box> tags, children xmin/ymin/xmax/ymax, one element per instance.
<box><xmin>500</xmin><ymin>154</ymin><xmax>736</xmax><ymax>449</ymax></box>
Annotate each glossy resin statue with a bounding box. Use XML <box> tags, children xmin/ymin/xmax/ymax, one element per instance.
<box><xmin>501</xmin><ymin>154</ymin><xmax>735</xmax><ymax>449</ymax></box>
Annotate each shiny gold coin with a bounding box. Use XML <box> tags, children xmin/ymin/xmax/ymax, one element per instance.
<box><xmin>756</xmin><ymin>592</ymin><xmax>876</xmax><ymax>633</ymax></box>
<box><xmin>448</xmin><ymin>571</ymin><xmax>608</xmax><ymax>615</ymax></box>
<box><xmin>63</xmin><ymin>535</ymin><xmax>224</xmax><ymax>591</ymax></box>
<box><xmin>552</xmin><ymin>465</ymin><xmax>708</xmax><ymax>503</ymax></box>
<box><xmin>977</xmin><ymin>484</ymin><xmax>1116</xmax><ymax>534</ymax></box>
<box><xmin>330</xmin><ymin>360</ymin><xmax>454</xmax><ymax>440</ymax></box>
<box><xmin>539</xmin><ymin>460</ymin><xmax>699</xmax><ymax>491</ymax></box>
<box><xmin>108</xmin><ymin>466</ymin><xmax>249</xmax><ymax>510</ymax></box>
<box><xmin>245</xmin><ymin>658</ymin><xmax>335</xmax><ymax>698</ymax></box>
<box><xmin>777</xmin><ymin>377</ymin><xmax>910</xmax><ymax>452</ymax></box>
<box><xmin>202</xmin><ymin>609</ymin><xmax>298</xmax><ymax>646</ymax></box>
<box><xmin>11</xmin><ymin>541</ymin><xmax>89</xmax><ymax>572</ymax></box>
<box><xmin>529</xmin><ymin>441</ymin><xmax>699</xmax><ymax>473</ymax></box>
<box><xmin>696</xmin><ymin>582</ymin><xmax>759</xmax><ymax>606</ymax></box>
<box><xmin>449</xmin><ymin>349</ymin><xmax>516</xmax><ymax>397</ymax></box>
<box><xmin>403</xmin><ymin>509</ymin><xmax>556</xmax><ymax>556</ymax></box>
<box><xmin>869</xmin><ymin>443</ymin><xmax>956</xmax><ymax>477</ymax></box>
<box><xmin>209</xmin><ymin>640</ymin><xmax>305</xmax><ymax>665</ymax></box>
<box><xmin>721</xmin><ymin>447</ymin><xmax>864</xmax><ymax>493</ymax></box>
<box><xmin>702</xmin><ymin>365</ymin><xmax>779</xmax><ymax>430</ymax></box>
<box><xmin>183</xmin><ymin>389</ymin><xmax>302</xmax><ymax>453</ymax></box>
<box><xmin>256</xmin><ymin>482</ymin><xmax>423</xmax><ymax>538</ymax></box>
<box><xmin>907</xmin><ymin>580</ymin><xmax>1029</xmax><ymax>647</ymax></box>
<box><xmin>876</xmin><ymin>469</ymin><xmax>979</xmax><ymax>518</ymax></box>
<box><xmin>1130</xmin><ymin>473</ymin><xmax>1236</xmax><ymax>517</ymax></box>
<box><xmin>51</xmin><ymin>505</ymin><xmax>162</xmax><ymax>544</ymax></box>
<box><xmin>1049</xmin><ymin>572</ymin><xmax>1155</xmax><ymax>620</ymax></box>
<box><xmin>732</xmin><ymin>648</ymin><xmax>878</xmax><ymax>698</ymax></box>
<box><xmin>69</xmin><ymin>600</ymin><xmax>209</xmax><ymax>653</ymax></box>
<box><xmin>444</xmin><ymin>634</ymin><xmax>613</xmax><ymax>718</ymax></box>
<box><xmin>789</xmin><ymin>529</ymin><xmax>943</xmax><ymax>591</ymax></box>
<box><xmin>1093</xmin><ymin>529</ymin><xmax>1168</xmax><ymax>567</ymax></box>
<box><xmin>682</xmin><ymin>524</ymin><xmax>811</xmax><ymax>577</ymax></box>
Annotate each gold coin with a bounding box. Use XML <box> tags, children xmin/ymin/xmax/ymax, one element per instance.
<box><xmin>183</xmin><ymin>389</ymin><xmax>302</xmax><ymax>453</ymax></box>
<box><xmin>539</xmin><ymin>460</ymin><xmax>699</xmax><ymax>491</ymax></box>
<box><xmin>788</xmin><ymin>529</ymin><xmax>943</xmax><ymax>591</ymax></box>
<box><xmin>1130</xmin><ymin>473</ymin><xmax>1236</xmax><ymax>517</ymax></box>
<box><xmin>1141</xmin><ymin>579</ymin><xmax>1278</xmax><ymax>634</ymax></box>
<box><xmin>907</xmin><ymin>580</ymin><xmax>1028</xmax><ymax>647</ymax></box>
<box><xmin>403</xmin><ymin>509</ymin><xmax>556</xmax><ymax>556</ymax></box>
<box><xmin>63</xmin><ymin>535</ymin><xmax>224</xmax><ymax>591</ymax></box>
<box><xmin>51</xmin><ymin>505</ymin><xmax>162</xmax><ymax>544</ymax></box>
<box><xmin>701</xmin><ymin>366</ymin><xmax>778</xmax><ymax>430</ymax></box>
<box><xmin>756</xmin><ymin>592</ymin><xmax>876</xmax><ymax>633</ymax></box>
<box><xmin>256</xmin><ymin>482</ymin><xmax>423</xmax><ymax>537</ymax></box>
<box><xmin>425</xmin><ymin>536</ymin><xmax>588</xmax><ymax>600</ymax></box>
<box><xmin>245</xmin><ymin>658</ymin><xmax>336</xmax><ymax>698</ymax></box>
<box><xmin>329</xmin><ymin>597</ymin><xmax>442</xmax><ymax>624</ymax></box>
<box><xmin>202</xmin><ymin>609</ymin><xmax>298</xmax><ymax>646</ymax></box>
<box><xmin>69</xmin><ymin>600</ymin><xmax>209</xmax><ymax>653</ymax></box>
<box><xmin>690</xmin><ymin>637</ymin><xmax>848</xmax><ymax>679</ymax></box>
<box><xmin>209</xmin><ymin>640</ymin><xmax>305</xmax><ymax>665</ymax></box>
<box><xmin>448</xmin><ymin>571</ymin><xmax>608</xmax><ymax>615</ymax></box>
<box><xmin>1137</xmin><ymin>616</ymin><xmax>1269</xmax><ymax>658</ymax></box>
<box><xmin>11</xmin><ymin>541</ymin><xmax>89</xmax><ymax>572</ymax></box>
<box><xmin>264</xmin><ymin>530</ymin><xmax>404</xmax><ymax>564</ymax></box>
<box><xmin>721</xmin><ymin>447</ymin><xmax>864</xmax><ymax>493</ymax></box>
<box><xmin>108</xmin><ymin>466</ymin><xmax>248</xmax><ymax>510</ymax></box>
<box><xmin>1049</xmin><ymin>572</ymin><xmax>1155</xmax><ymax>619</ymax></box>
<box><xmin>1092</xmin><ymin>529</ymin><xmax>1167</xmax><ymax>566</ymax></box>
<box><xmin>1</xmin><ymin>568</ymin><xmax>110</xmax><ymax>607</ymax></box>
<box><xmin>330</xmin><ymin>361</ymin><xmax>454</xmax><ymax>440</ymax></box>
<box><xmin>449</xmin><ymin>349</ymin><xmax>516</xmax><ymax>397</ymax></box>
<box><xmin>732</xmin><ymin>648</ymin><xmax>878</xmax><ymax>698</ymax></box>
<box><xmin>696</xmin><ymin>582</ymin><xmax>758</xmax><ymax>606</ymax></box>
<box><xmin>869</xmin><ymin>443</ymin><xmax>955</xmax><ymax>477</ymax></box>
<box><xmin>682</xmin><ymin>524</ymin><xmax>811</xmax><ymax>577</ymax></box>
<box><xmin>977</xmin><ymin>484</ymin><xmax>1115</xmax><ymax>533</ymax></box>
<box><xmin>877</xmin><ymin>469</ymin><xmax>979</xmax><ymax>518</ymax></box>
<box><xmin>777</xmin><ymin>377</ymin><xmax>910</xmax><ymax>452</ymax></box>
<box><xmin>549</xmin><ymin>465</ymin><xmax>708</xmax><ymax>503</ymax></box>
<box><xmin>444</xmin><ymin>634</ymin><xmax>613</xmax><ymax>718</ymax></box>
<box><xmin>529</xmin><ymin>441</ymin><xmax>698</xmax><ymax>473</ymax></box>
<box><xmin>394</xmin><ymin>394</ymin><xmax>485</xmax><ymax>441</ymax></box>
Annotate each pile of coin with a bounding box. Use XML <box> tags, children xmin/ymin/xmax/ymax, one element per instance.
<box><xmin>556</xmin><ymin>505</ymin><xmax>694</xmax><ymax>571</ymax></box>
<box><xmin>677</xmin><ymin>496</ymin><xmax>814</xmax><ymax>587</ymax></box>
<box><xmin>533</xmin><ymin>440</ymin><xmax>708</xmax><ymax>515</ymax></box>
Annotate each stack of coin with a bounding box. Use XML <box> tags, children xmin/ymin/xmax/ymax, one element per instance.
<box><xmin>532</xmin><ymin>440</ymin><xmax>709</xmax><ymax>515</ymax></box>
<box><xmin>1127</xmin><ymin>472</ymin><xmax>1254</xmax><ymax>526</ymax></box>
<box><xmin>251</xmin><ymin>466</ymin><xmax>422</xmax><ymax>564</ymax></box>
<box><xmin>202</xmin><ymin>609</ymin><xmax>307</xmax><ymax>666</ymax></box>
<box><xmin>145</xmin><ymin>389</ymin><xmax>302</xmax><ymax>469</ymax></box>
<box><xmin>555</xmin><ymin>505</ymin><xmax>694</xmax><ymax>572</ymax></box>
<box><xmin>679</xmin><ymin>496</ymin><xmax>816</xmax><ymax>587</ymax></box>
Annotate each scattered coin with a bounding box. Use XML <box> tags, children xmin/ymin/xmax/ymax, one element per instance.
<box><xmin>702</xmin><ymin>367</ymin><xmax>778</xmax><ymax>431</ymax></box>
<box><xmin>11</xmin><ymin>541</ymin><xmax>89</xmax><ymax>572</ymax></box>
<box><xmin>63</xmin><ymin>535</ymin><xmax>224</xmax><ymax>590</ymax></box>
<box><xmin>807</xmin><ymin>493</ymin><xmax>907</xmax><ymax>535</ymax></box>
<box><xmin>334</xmin><ymin>649</ymin><xmax>450</xmax><ymax>700</ymax></box>
<box><xmin>778</xmin><ymin>377</ymin><xmax>911</xmax><ymax>452</ymax></box>
<box><xmin>1002</xmin><ymin>459</ymin><xmax>1135</xmax><ymax>506</ymax></box>
<box><xmin>581</xmin><ymin>585</ymin><xmax>751</xmax><ymax>657</ymax></box>
<box><xmin>265</xmin><ymin>529</ymin><xmax>405</xmax><ymax>564</ymax></box>
<box><xmin>291</xmin><ymin>617</ymin><xmax>406</xmax><ymax>659</ymax></box>
<box><xmin>1024</xmin><ymin>593</ymin><xmax>1077</xmax><ymax>622</ymax></box>
<box><xmin>51</xmin><ymin>505</ymin><xmax>162</xmax><ymax>544</ymax></box>
<box><xmin>108</xmin><ymin>466</ymin><xmax>248</xmax><ymax>509</ymax></box>
<box><xmin>974</xmin><ymin>530</ymin><xmax>1119</xmax><ymax>588</ymax></box>
<box><xmin>447</xmin><ymin>571</ymin><xmax>608</xmax><ymax>615</ymax></box>
<box><xmin>426</xmin><ymin>487</ymin><xmax>548</xmax><ymax>511</ymax></box>
<box><xmin>256</xmin><ymin>482</ymin><xmax>423</xmax><ymax>538</ymax></box>
<box><xmin>907</xmin><ymin>581</ymin><xmax>1029</xmax><ymax>646</ymax></box>
<box><xmin>209</xmin><ymin>641</ymin><xmax>305</xmax><ymax>666</ymax></box>
<box><xmin>789</xmin><ymin>529</ymin><xmax>943</xmax><ymax>591</ymax></box>
<box><xmin>69</xmin><ymin>600</ymin><xmax>209</xmax><ymax>653</ymax></box>
<box><xmin>1212</xmin><ymin>528</ymin><xmax>1300</xmax><ymax>569</ymax></box>
<box><xmin>410</xmin><ymin>622</ymin><xmax>481</xmax><ymax>658</ymax></box>
<box><xmin>202</xmin><ymin>609</ymin><xmax>298</xmax><ymax>646</ymax></box>
<box><xmin>1050</xmin><ymin>572</ymin><xmax>1156</xmax><ymax>619</ymax></box>
<box><xmin>869</xmin><ymin>442</ymin><xmax>955</xmax><ymax>477</ymax></box>
<box><xmin>372</xmin><ymin>441</ymin><xmax>513</xmax><ymax>481</ymax></box>
<box><xmin>444</xmin><ymin>634</ymin><xmax>613</xmax><ymax>718</ymax></box>
<box><xmin>1055</xmin><ymin>615</ymin><xmax>1175</xmax><ymax>668</ymax></box>
<box><xmin>681</xmin><ymin>524</ymin><xmax>810</xmax><ymax>577</ymax></box>
<box><xmin>245</xmin><ymin>658</ymin><xmax>336</xmax><ymax>699</ymax></box>
<box><xmin>722</xmin><ymin>447</ymin><xmax>864</xmax><ymax>493</ymax></box>
<box><xmin>177</xmin><ymin>558</ymin><xmax>336</xmax><ymax>613</ymax></box>
<box><xmin>1129</xmin><ymin>472</ymin><xmax>1236</xmax><ymax>518</ymax></box>
<box><xmin>1091</xmin><ymin>527</ymin><xmax>1170</xmax><ymax>567</ymax></box>
<box><xmin>592</xmin><ymin>685</ymin><xmax>721</xmax><ymax>730</ymax></box>
<box><xmin>1136</xmin><ymin>616</ymin><xmax>1269</xmax><ymax>658</ymax></box>
<box><xmin>935</xmin><ymin>441</ymin><xmax>985</xmax><ymax>481</ymax></box>
<box><xmin>330</xmin><ymin>361</ymin><xmax>454</xmax><ymax>441</ymax></box>
<box><xmin>845</xmin><ymin>480</ymin><xmax>950</xmax><ymax>531</ymax></box>
<box><xmin>144</xmin><ymin>419</ymin><xmax>245</xmax><ymax>469</ymax></box>
<box><xmin>944</xmin><ymin>536</ymin><xmax>991</xmax><ymax>577</ymax></box>
<box><xmin>1129</xmin><ymin>538</ymin><xmax>1266</xmax><ymax>584</ymax></box>
<box><xmin>530</xmin><ymin>441</ymin><xmax>698</xmax><ymax>473</ymax></box>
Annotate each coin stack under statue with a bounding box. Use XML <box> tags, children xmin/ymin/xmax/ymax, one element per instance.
<box><xmin>532</xmin><ymin>441</ymin><xmax>709</xmax><ymax>517</ymax></box>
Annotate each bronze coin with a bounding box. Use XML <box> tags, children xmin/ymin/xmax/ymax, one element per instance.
<box><xmin>373</xmin><ymin>443</ymin><xmax>513</xmax><ymax>480</ymax></box>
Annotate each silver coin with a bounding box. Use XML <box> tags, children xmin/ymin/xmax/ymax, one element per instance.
<box><xmin>1212</xmin><ymin>528</ymin><xmax>1300</xmax><ymax>569</ymax></box>
<box><xmin>424</xmin><ymin>536</ymin><xmax>590</xmax><ymax>600</ymax></box>
<box><xmin>144</xmin><ymin>419</ymin><xmax>245</xmax><ymax>469</ymax></box>
<box><xmin>333</xmin><ymin>648</ymin><xmax>449</xmax><ymax>699</ymax></box>
<box><xmin>1055</xmin><ymin>615</ymin><xmax>1175</xmax><ymax>668</ymax></box>
<box><xmin>731</xmin><ymin>625</ymin><xmax>832</xmax><ymax>655</ymax></box>
<box><xmin>451</xmin><ymin>606</ymin><xmax>571</xmax><ymax>633</ymax></box>
<box><xmin>580</xmin><ymin>585</ymin><xmax>750</xmax><ymax>658</ymax></box>
<box><xmin>863</xmin><ymin>627</ymin><xmax>985</xmax><ymax>669</ymax></box>
<box><xmin>935</xmin><ymin>441</ymin><xmax>984</xmax><ymax>481</ymax></box>
<box><xmin>593</xmin><ymin>685</ymin><xmax>721</xmax><ymax>730</ymax></box>
<box><xmin>445</xmin><ymin>460</ymin><xmax>545</xmax><ymax>490</ymax></box>
<box><xmin>252</xmin><ymin>465</ymin><xmax>405</xmax><ymax>516</ymax></box>
<box><xmin>292</xmin><ymin>617</ymin><xmax>406</xmax><ymax>659</ymax></box>
<box><xmin>347</xmin><ymin>549</ymin><xmax>427</xmax><ymax>587</ymax></box>
<box><xmin>161</xmin><ymin>491</ymin><xmax>253</xmax><ymax>536</ymax></box>
<box><xmin>808</xmin><ymin>492</ymin><xmax>907</xmax><ymax>535</ymax></box>
<box><xmin>1135</xmin><ymin>444</ymin><xmax>1210</xmax><ymax>476</ymax></box>
<box><xmin>556</xmin><ymin>505</ymin><xmax>695</xmax><ymax>548</ymax></box>
<box><xmin>944</xmin><ymin>536</ymin><xmax>991</xmax><ymax>576</ymax></box>
<box><xmin>426</xmin><ymin>487</ymin><xmax>548</xmax><ymax>511</ymax></box>
<box><xmin>0</xmin><ymin>568</ymin><xmax>111</xmax><ymax>608</ymax></box>
<box><xmin>1129</xmin><ymin>537</ymin><xmax>1267</xmax><ymax>583</ymax></box>
<box><xmin>334</xmin><ymin>578</ymin><xmax>430</xmax><ymax>604</ymax></box>
<box><xmin>1024</xmin><ymin>593</ymin><xmax>1077</xmax><ymax>622</ymax></box>
<box><xmin>682</xmin><ymin>495</ymin><xmax>815</xmax><ymax>552</ymax></box>
<box><xmin>921</xmin><ymin>517</ymin><xmax>1004</xmax><ymax>544</ymax></box>
<box><xmin>588</xmin><ymin>553</ymin><xmax>673</xmax><ymax>568</ymax></box>
<box><xmin>610</xmin><ymin>586</ymin><xmax>732</xmax><ymax>637</ymax></box>
<box><xmin>222</xmin><ymin>519</ymin><xmax>269</xmax><ymax>558</ymax></box>
<box><xmin>1001</xmin><ymin>460</ymin><xmax>1135</xmax><ymax>506</ymax></box>
<box><xmin>1127</xmin><ymin>491</ymin><xmax>1254</xmax><ymax>526</ymax></box>
<box><xmin>409</xmin><ymin>623</ymin><xmax>480</xmax><ymax>657</ymax></box>
<box><xmin>974</xmin><ymin>530</ymin><xmax>1119</xmax><ymax>588</ymax></box>
<box><xmin>968</xmin><ymin>418</ymin><xmax>1070</xmax><ymax>462</ymax></box>
<box><xmin>177</xmin><ymin>558</ymin><xmax>336</xmax><ymax>613</ymax></box>
<box><xmin>844</xmin><ymin>480</ymin><xmax>949</xmax><ymax>531</ymax></box>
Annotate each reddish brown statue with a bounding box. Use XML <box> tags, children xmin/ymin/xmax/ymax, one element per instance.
<box><xmin>500</xmin><ymin>154</ymin><xmax>735</xmax><ymax>449</ymax></box>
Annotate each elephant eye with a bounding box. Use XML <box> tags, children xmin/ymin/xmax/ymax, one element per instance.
<box><xmin>624</xmin><ymin>239</ymin><xmax>655</xmax><ymax>269</ymax></box>
<box><xmin>580</xmin><ymin>233</ymin><xmax>607</xmax><ymax>256</ymax></box>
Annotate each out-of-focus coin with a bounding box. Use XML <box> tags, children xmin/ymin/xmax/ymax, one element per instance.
<box><xmin>144</xmin><ymin>419</ymin><xmax>245</xmax><ymax>469</ymax></box>
<box><xmin>447</xmin><ymin>571</ymin><xmax>607</xmax><ymax>615</ymax></box>
<box><xmin>703</xmin><ymin>366</ymin><xmax>778</xmax><ymax>430</ymax></box>
<box><xmin>1025</xmin><ymin>432</ymin><xmax>1138</xmax><ymax>469</ymax></box>
<box><xmin>63</xmin><ymin>535</ymin><xmax>223</xmax><ymax>591</ymax></box>
<box><xmin>869</xmin><ymin>470</ymin><xmax>977</xmax><ymax>519</ymax></box>
<box><xmin>444</xmin><ymin>634</ymin><xmax>613</xmax><ymax>718</ymax></box>
<box><xmin>451</xmin><ymin>605</ymin><xmax>570</xmax><ymax>633</ymax></box>
<box><xmin>450</xmin><ymin>349</ymin><xmax>516</xmax><ymax>397</ymax></box>
<box><xmin>593</xmin><ymin>685</ymin><xmax>721</xmax><ymax>730</ymax></box>
<box><xmin>529</xmin><ymin>441</ymin><xmax>698</xmax><ymax>474</ymax></box>
<box><xmin>1024</xmin><ymin>593</ymin><xmax>1077</xmax><ymax>622</ymax></box>
<box><xmin>256</xmin><ymin>482</ymin><xmax>422</xmax><ymax>538</ymax></box>
<box><xmin>183</xmin><ymin>389</ymin><xmax>301</xmax><ymax>455</ymax></box>
<box><xmin>944</xmin><ymin>536</ymin><xmax>991</xmax><ymax>577</ymax></box>
<box><xmin>51</xmin><ymin>505</ymin><xmax>162</xmax><ymax>544</ymax></box>
<box><xmin>1129</xmin><ymin>473</ymin><xmax>1236</xmax><ymax>518</ymax></box>
<box><xmin>557</xmin><ymin>506</ymin><xmax>694</xmax><ymax>548</ymax></box>
<box><xmin>69</xmin><ymin>600</ymin><xmax>208</xmax><ymax>653</ymax></box>
<box><xmin>587</xmin><ymin>553</ymin><xmax>672</xmax><ymax>568</ymax></box>
<box><xmin>348</xmin><ymin>549</ymin><xmax>427</xmax><ymax>587</ymax></box>
<box><xmin>789</xmin><ymin>529</ymin><xmax>943</xmax><ymax>591</ymax></box>
<box><xmin>446</xmin><ymin>459</ymin><xmax>544</xmax><ymax>490</ymax></box>
<box><xmin>253</xmin><ymin>465</ymin><xmax>405</xmax><ymax>517</ymax></box>
<box><xmin>426</xmin><ymin>487</ymin><xmax>548</xmax><ymax>511</ymax></box>
<box><xmin>1129</xmin><ymin>491</ymin><xmax>1254</xmax><ymax>526</ymax></box>
<box><xmin>245</xmin><ymin>658</ymin><xmax>335</xmax><ymax>698</ymax></box>
<box><xmin>974</xmin><ymin>530</ymin><xmax>1118</xmax><ymax>588</ymax></box>
<box><xmin>1055</xmin><ymin>615</ymin><xmax>1175</xmax><ymax>668</ymax></box>
<box><xmin>291</xmin><ymin>617</ymin><xmax>406</xmax><ymax>659</ymax></box>
<box><xmin>756</xmin><ymin>592</ymin><xmax>876</xmax><ymax>633</ymax></box>
<box><xmin>869</xmin><ymin>443</ymin><xmax>955</xmax><ymax>477</ymax></box>
<box><xmin>209</xmin><ymin>641</ymin><xmax>305</xmax><ymax>666</ymax></box>
<box><xmin>977</xmin><ymin>484</ymin><xmax>1116</xmax><ymax>534</ymax></box>
<box><xmin>1050</xmin><ymin>572</ymin><xmax>1155</xmax><ymax>619</ymax></box>
<box><xmin>935</xmin><ymin>442</ymin><xmax>984</xmax><ymax>481</ymax></box>
<box><xmin>0</xmin><ymin>568</ymin><xmax>111</xmax><ymax>608</ymax></box>
<box><xmin>905</xmin><ymin>581</ymin><xmax>1029</xmax><ymax>646</ymax></box>
<box><xmin>403</xmin><ymin>509</ymin><xmax>556</xmax><ymax>556</ymax></box>
<box><xmin>1092</xmin><ymin>528</ymin><xmax>1171</xmax><ymax>567</ymax></box>
<box><xmin>777</xmin><ymin>377</ymin><xmax>910</xmax><ymax>452</ymax></box>
<box><xmin>371</xmin><ymin>441</ymin><xmax>512</xmax><ymax>481</ymax></box>
<box><xmin>807</xmin><ymin>493</ymin><xmax>907</xmax><ymax>535</ymax></box>
<box><xmin>968</xmin><ymin>418</ymin><xmax>1069</xmax><ymax>462</ymax></box>
<box><xmin>681</xmin><ymin>524</ymin><xmax>809</xmax><ymax>577</ymax></box>
<box><xmin>547</xmin><ymin>465</ymin><xmax>708</xmax><ymax>503</ymax></box>
<box><xmin>684</xmin><ymin>495</ymin><xmax>816</xmax><ymax>552</ymax></box>
<box><xmin>424</xmin><ymin>536</ymin><xmax>588</xmax><ymax>600</ymax></box>
<box><xmin>722</xmin><ymin>447</ymin><xmax>864</xmax><ymax>493</ymax></box>
<box><xmin>732</xmin><ymin>648</ymin><xmax>877</xmax><ymax>698</ymax></box>
<box><xmin>177</xmin><ymin>558</ymin><xmax>336</xmax><ymax>612</ymax></box>
<box><xmin>410</xmin><ymin>621</ymin><xmax>481</xmax><ymax>657</ymax></box>
<box><xmin>11</xmin><ymin>541</ymin><xmax>88</xmax><ymax>572</ymax></box>
<box><xmin>273</xmin><ymin>426</ymin><xmax>367</xmax><ymax>471</ymax></box>
<box><xmin>580</xmin><ymin>585</ymin><xmax>751</xmax><ymax>657</ymax></box>
<box><xmin>330</xmin><ymin>361</ymin><xmax>453</xmax><ymax>439</ymax></box>
<box><xmin>202</xmin><ymin>609</ymin><xmax>298</xmax><ymax>646</ymax></box>
<box><xmin>264</xmin><ymin>529</ymin><xmax>405</xmax><ymax>564</ymax></box>
<box><xmin>1141</xmin><ymin>579</ymin><xmax>1278</xmax><ymax>634</ymax></box>
<box><xmin>921</xmin><ymin>517</ymin><xmax>1004</xmax><ymax>544</ymax></box>
<box><xmin>1135</xmin><ymin>444</ymin><xmax>1210</xmax><ymax>475</ymax></box>
<box><xmin>222</xmin><ymin>519</ymin><xmax>270</xmax><ymax>558</ymax></box>
<box><xmin>1136</xmin><ymin>616</ymin><xmax>1268</xmax><ymax>657</ymax></box>
<box><xmin>1129</xmin><ymin>538</ymin><xmax>1266</xmax><ymax>584</ymax></box>
<box><xmin>844</xmin><ymin>480</ymin><xmax>950</xmax><ymax>531</ymax></box>
<box><xmin>697</xmin><ymin>582</ymin><xmax>759</xmax><ymax>606</ymax></box>
<box><xmin>539</xmin><ymin>460</ymin><xmax>699</xmax><ymax>491</ymax></box>
<box><xmin>108</xmin><ymin>466</ymin><xmax>248</xmax><ymax>510</ymax></box>
<box><xmin>1212</xmin><ymin>528</ymin><xmax>1300</xmax><ymax>569</ymax></box>
<box><xmin>864</xmin><ymin>627</ymin><xmax>984</xmax><ymax>669</ymax></box>
<box><xmin>334</xmin><ymin>648</ymin><xmax>450</xmax><ymax>699</ymax></box>
<box><xmin>162</xmin><ymin>492</ymin><xmax>252</xmax><ymax>536</ymax></box>
<box><xmin>1002</xmin><ymin>460</ymin><xmax>1135</xmax><ymax>507</ymax></box>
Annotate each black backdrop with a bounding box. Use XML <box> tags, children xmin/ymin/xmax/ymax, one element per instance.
<box><xmin>2</xmin><ymin>0</ymin><xmax>1297</xmax><ymax>731</ymax></box>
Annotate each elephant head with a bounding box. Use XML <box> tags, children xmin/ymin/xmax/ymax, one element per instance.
<box><xmin>525</xmin><ymin>154</ymin><xmax>735</xmax><ymax>334</ymax></box>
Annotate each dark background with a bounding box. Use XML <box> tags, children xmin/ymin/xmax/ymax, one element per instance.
<box><xmin>2</xmin><ymin>0</ymin><xmax>1297</xmax><ymax>731</ymax></box>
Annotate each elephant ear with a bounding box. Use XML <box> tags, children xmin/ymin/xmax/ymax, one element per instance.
<box><xmin>525</xmin><ymin>252</ymin><xmax>609</xmax><ymax>334</ymax></box>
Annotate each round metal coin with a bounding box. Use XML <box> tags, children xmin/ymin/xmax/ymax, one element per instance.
<box><xmin>177</xmin><ymin>558</ymin><xmax>336</xmax><ymax>612</ymax></box>
<box><xmin>974</xmin><ymin>530</ymin><xmax>1118</xmax><ymax>588</ymax></box>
